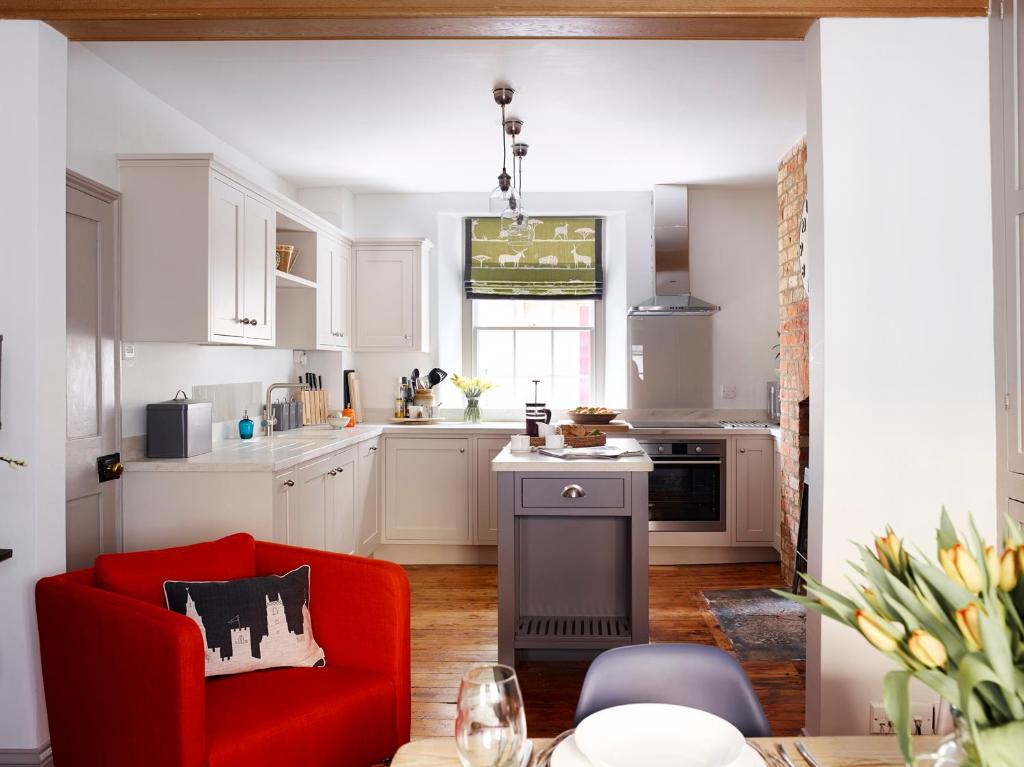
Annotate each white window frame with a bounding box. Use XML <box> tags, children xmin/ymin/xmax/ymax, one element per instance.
<box><xmin>463</xmin><ymin>297</ymin><xmax>605</xmax><ymax>408</ymax></box>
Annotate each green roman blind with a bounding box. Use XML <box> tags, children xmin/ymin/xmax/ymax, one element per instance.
<box><xmin>464</xmin><ymin>216</ymin><xmax>604</xmax><ymax>299</ymax></box>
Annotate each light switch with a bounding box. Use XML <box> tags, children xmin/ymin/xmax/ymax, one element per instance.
<box><xmin>121</xmin><ymin>342</ymin><xmax>135</xmax><ymax>361</ymax></box>
<box><xmin>721</xmin><ymin>385</ymin><xmax>737</xmax><ymax>399</ymax></box>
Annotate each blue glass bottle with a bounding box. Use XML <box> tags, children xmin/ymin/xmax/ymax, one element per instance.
<box><xmin>239</xmin><ymin>409</ymin><xmax>254</xmax><ymax>440</ymax></box>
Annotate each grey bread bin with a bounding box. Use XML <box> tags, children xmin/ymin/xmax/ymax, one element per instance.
<box><xmin>146</xmin><ymin>390</ymin><xmax>213</xmax><ymax>458</ymax></box>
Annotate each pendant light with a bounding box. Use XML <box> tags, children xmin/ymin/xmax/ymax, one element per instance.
<box><xmin>506</xmin><ymin>140</ymin><xmax>533</xmax><ymax>245</ymax></box>
<box><xmin>489</xmin><ymin>87</ymin><xmax>516</xmax><ymax>214</ymax></box>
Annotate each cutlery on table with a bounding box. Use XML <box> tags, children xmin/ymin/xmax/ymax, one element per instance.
<box><xmin>775</xmin><ymin>742</ymin><xmax>798</xmax><ymax>767</ymax></box>
<box><xmin>794</xmin><ymin>740</ymin><xmax>823</xmax><ymax>767</ymax></box>
<box><xmin>747</xmin><ymin>741</ymin><xmax>784</xmax><ymax>767</ymax></box>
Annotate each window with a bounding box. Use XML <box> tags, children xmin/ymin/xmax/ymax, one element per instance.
<box><xmin>470</xmin><ymin>299</ymin><xmax>602</xmax><ymax>409</ymax></box>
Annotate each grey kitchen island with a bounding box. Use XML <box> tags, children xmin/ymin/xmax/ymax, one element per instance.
<box><xmin>492</xmin><ymin>439</ymin><xmax>653</xmax><ymax>666</ymax></box>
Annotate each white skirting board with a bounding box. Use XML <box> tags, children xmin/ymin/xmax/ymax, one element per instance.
<box><xmin>373</xmin><ymin>544</ymin><xmax>497</xmax><ymax>565</ymax></box>
<box><xmin>0</xmin><ymin>744</ymin><xmax>53</xmax><ymax>767</ymax></box>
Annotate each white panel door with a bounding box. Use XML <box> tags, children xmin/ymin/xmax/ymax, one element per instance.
<box><xmin>293</xmin><ymin>455</ymin><xmax>334</xmax><ymax>550</ymax></box>
<box><xmin>65</xmin><ymin>181</ymin><xmax>120</xmax><ymax>570</ymax></box>
<box><xmin>475</xmin><ymin>437</ymin><xmax>507</xmax><ymax>545</ymax></box>
<box><xmin>317</xmin><ymin>236</ymin><xmax>351</xmax><ymax>350</ymax></box>
<box><xmin>242</xmin><ymin>193</ymin><xmax>274</xmax><ymax>342</ymax></box>
<box><xmin>273</xmin><ymin>469</ymin><xmax>296</xmax><ymax>544</ymax></box>
<box><xmin>1002</xmin><ymin>1</ymin><xmax>1024</xmax><ymax>476</ymax></box>
<box><xmin>326</xmin><ymin>449</ymin><xmax>357</xmax><ymax>555</ymax></box>
<box><xmin>210</xmin><ymin>177</ymin><xmax>244</xmax><ymax>338</ymax></box>
<box><xmin>355</xmin><ymin>247</ymin><xmax>414</xmax><ymax>349</ymax></box>
<box><xmin>734</xmin><ymin>437</ymin><xmax>775</xmax><ymax>544</ymax></box>
<box><xmin>357</xmin><ymin>438</ymin><xmax>381</xmax><ymax>555</ymax></box>
<box><xmin>385</xmin><ymin>438</ymin><xmax>471</xmax><ymax>543</ymax></box>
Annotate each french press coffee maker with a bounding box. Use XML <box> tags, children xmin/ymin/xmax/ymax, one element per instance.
<box><xmin>525</xmin><ymin>380</ymin><xmax>552</xmax><ymax>437</ymax></box>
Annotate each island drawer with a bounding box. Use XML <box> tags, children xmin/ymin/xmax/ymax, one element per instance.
<box><xmin>519</xmin><ymin>476</ymin><xmax>625</xmax><ymax>509</ymax></box>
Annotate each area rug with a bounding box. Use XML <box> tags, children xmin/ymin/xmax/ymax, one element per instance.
<box><xmin>702</xmin><ymin>588</ymin><xmax>806</xmax><ymax>663</ymax></box>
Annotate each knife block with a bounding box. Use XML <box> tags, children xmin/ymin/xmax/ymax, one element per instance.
<box><xmin>300</xmin><ymin>390</ymin><xmax>328</xmax><ymax>425</ymax></box>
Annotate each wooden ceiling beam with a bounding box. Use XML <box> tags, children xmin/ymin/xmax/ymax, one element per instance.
<box><xmin>0</xmin><ymin>0</ymin><xmax>989</xmax><ymax>40</ymax></box>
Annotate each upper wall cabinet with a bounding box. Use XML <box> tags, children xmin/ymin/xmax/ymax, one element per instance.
<box><xmin>276</xmin><ymin>228</ymin><xmax>352</xmax><ymax>352</ymax></box>
<box><xmin>354</xmin><ymin>239</ymin><xmax>431</xmax><ymax>352</ymax></box>
<box><xmin>120</xmin><ymin>155</ymin><xmax>277</xmax><ymax>346</ymax></box>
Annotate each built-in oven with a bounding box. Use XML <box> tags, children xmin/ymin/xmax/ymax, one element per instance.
<box><xmin>640</xmin><ymin>440</ymin><xmax>726</xmax><ymax>532</ymax></box>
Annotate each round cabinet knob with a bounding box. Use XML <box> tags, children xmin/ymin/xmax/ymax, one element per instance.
<box><xmin>340</xmin><ymin>332</ymin><xmax>345</xmax><ymax>337</ymax></box>
<box><xmin>561</xmin><ymin>484</ymin><xmax>586</xmax><ymax>499</ymax></box>
<box><xmin>658</xmin><ymin>445</ymin><xmax>665</xmax><ymax>453</ymax></box>
<box><xmin>459</xmin><ymin>448</ymin><xmax>466</xmax><ymax>453</ymax></box>
<box><xmin>248</xmin><ymin>319</ymin><xmax>259</xmax><ymax>326</ymax></box>
<box><xmin>335</xmin><ymin>467</ymin><xmax>344</xmax><ymax>472</ymax></box>
<box><xmin>239</xmin><ymin>318</ymin><xmax>249</xmax><ymax>324</ymax></box>
<box><xmin>110</xmin><ymin>462</ymin><xmax>124</xmax><ymax>478</ymax></box>
<box><xmin>328</xmin><ymin>470</ymin><xmax>337</xmax><ymax>477</ymax></box>
<box><xmin>369</xmin><ymin>446</ymin><xmax>378</xmax><ymax>453</ymax></box>
<box><xmin>739</xmin><ymin>447</ymin><xmax>747</xmax><ymax>453</ymax></box>
<box><xmin>283</xmin><ymin>479</ymin><xmax>295</xmax><ymax>487</ymax></box>
<box><xmin>403</xmin><ymin>335</ymin><xmax>410</xmax><ymax>340</ymax></box>
<box><xmin>695</xmin><ymin>446</ymin><xmax>703</xmax><ymax>453</ymax></box>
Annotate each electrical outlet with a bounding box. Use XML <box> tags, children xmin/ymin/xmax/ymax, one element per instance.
<box><xmin>869</xmin><ymin>702</ymin><xmax>936</xmax><ymax>736</ymax></box>
<box><xmin>121</xmin><ymin>342</ymin><xmax>135</xmax><ymax>361</ymax></box>
<box><xmin>721</xmin><ymin>385</ymin><xmax>737</xmax><ymax>399</ymax></box>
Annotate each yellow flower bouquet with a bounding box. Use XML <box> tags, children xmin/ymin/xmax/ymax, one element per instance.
<box><xmin>450</xmin><ymin>374</ymin><xmax>496</xmax><ymax>423</ymax></box>
<box><xmin>781</xmin><ymin>510</ymin><xmax>1024</xmax><ymax>766</ymax></box>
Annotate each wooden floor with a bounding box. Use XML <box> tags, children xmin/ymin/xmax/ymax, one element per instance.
<box><xmin>406</xmin><ymin>563</ymin><xmax>805</xmax><ymax>740</ymax></box>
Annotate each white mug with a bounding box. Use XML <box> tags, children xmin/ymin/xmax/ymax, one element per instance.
<box><xmin>545</xmin><ymin>434</ymin><xmax>565</xmax><ymax>448</ymax></box>
<box><xmin>510</xmin><ymin>435</ymin><xmax>532</xmax><ymax>452</ymax></box>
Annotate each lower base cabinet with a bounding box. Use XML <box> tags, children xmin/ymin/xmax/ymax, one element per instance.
<box><xmin>356</xmin><ymin>438</ymin><xmax>381</xmax><ymax>555</ymax></box>
<box><xmin>733</xmin><ymin>436</ymin><xmax>775</xmax><ymax>544</ymax></box>
<box><xmin>284</xmin><ymin>447</ymin><xmax>357</xmax><ymax>554</ymax></box>
<box><xmin>384</xmin><ymin>437</ymin><xmax>471</xmax><ymax>543</ymax></box>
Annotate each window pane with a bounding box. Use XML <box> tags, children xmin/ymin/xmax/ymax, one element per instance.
<box><xmin>474</xmin><ymin>300</ymin><xmax>516</xmax><ymax>326</ymax></box>
<box><xmin>476</xmin><ymin>330</ymin><xmax>514</xmax><ymax>379</ymax></box>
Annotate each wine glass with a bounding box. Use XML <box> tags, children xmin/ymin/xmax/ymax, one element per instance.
<box><xmin>455</xmin><ymin>663</ymin><xmax>527</xmax><ymax>767</ymax></box>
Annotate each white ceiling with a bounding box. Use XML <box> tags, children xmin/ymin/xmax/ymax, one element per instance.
<box><xmin>85</xmin><ymin>40</ymin><xmax>806</xmax><ymax>193</ymax></box>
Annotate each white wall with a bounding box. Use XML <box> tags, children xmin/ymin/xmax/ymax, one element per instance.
<box><xmin>66</xmin><ymin>43</ymin><xmax>338</xmax><ymax>437</ymax></box>
<box><xmin>297</xmin><ymin>186</ymin><xmax>356</xmax><ymax>234</ymax></box>
<box><xmin>689</xmin><ymin>186</ymin><xmax>779</xmax><ymax>409</ymax></box>
<box><xmin>0</xmin><ymin>20</ymin><xmax>68</xmax><ymax>753</ymax></box>
<box><xmin>805</xmin><ymin>18</ymin><xmax>996</xmax><ymax>735</ymax></box>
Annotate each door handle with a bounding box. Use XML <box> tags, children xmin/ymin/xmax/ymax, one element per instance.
<box><xmin>561</xmin><ymin>484</ymin><xmax>586</xmax><ymax>499</ymax></box>
<box><xmin>328</xmin><ymin>470</ymin><xmax>338</xmax><ymax>477</ymax></box>
<box><xmin>283</xmin><ymin>479</ymin><xmax>295</xmax><ymax>487</ymax></box>
<box><xmin>97</xmin><ymin>453</ymin><xmax>123</xmax><ymax>483</ymax></box>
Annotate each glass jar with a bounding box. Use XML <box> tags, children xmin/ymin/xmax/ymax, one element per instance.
<box><xmin>464</xmin><ymin>397</ymin><xmax>481</xmax><ymax>424</ymax></box>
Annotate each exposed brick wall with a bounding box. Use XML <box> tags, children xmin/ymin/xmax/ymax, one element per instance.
<box><xmin>777</xmin><ymin>139</ymin><xmax>809</xmax><ymax>580</ymax></box>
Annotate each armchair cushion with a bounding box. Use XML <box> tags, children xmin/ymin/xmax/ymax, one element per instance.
<box><xmin>205</xmin><ymin>665</ymin><xmax>398</xmax><ymax>767</ymax></box>
<box><xmin>95</xmin><ymin>533</ymin><xmax>257</xmax><ymax>606</ymax></box>
<box><xmin>165</xmin><ymin>564</ymin><xmax>326</xmax><ymax>677</ymax></box>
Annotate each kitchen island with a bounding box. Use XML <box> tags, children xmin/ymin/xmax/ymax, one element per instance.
<box><xmin>492</xmin><ymin>439</ymin><xmax>653</xmax><ymax>665</ymax></box>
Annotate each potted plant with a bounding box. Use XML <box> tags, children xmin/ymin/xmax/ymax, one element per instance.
<box><xmin>450</xmin><ymin>375</ymin><xmax>496</xmax><ymax>424</ymax></box>
<box><xmin>781</xmin><ymin>510</ymin><xmax>1024</xmax><ymax>766</ymax></box>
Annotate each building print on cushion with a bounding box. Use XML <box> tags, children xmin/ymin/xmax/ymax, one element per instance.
<box><xmin>166</xmin><ymin>564</ymin><xmax>326</xmax><ymax>677</ymax></box>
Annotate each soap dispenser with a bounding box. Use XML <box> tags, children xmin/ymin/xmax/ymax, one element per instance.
<box><xmin>239</xmin><ymin>410</ymin><xmax>254</xmax><ymax>440</ymax></box>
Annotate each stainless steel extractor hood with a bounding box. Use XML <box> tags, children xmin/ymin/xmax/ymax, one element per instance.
<box><xmin>628</xmin><ymin>185</ymin><xmax>720</xmax><ymax>316</ymax></box>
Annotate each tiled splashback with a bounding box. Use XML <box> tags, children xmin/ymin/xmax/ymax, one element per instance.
<box><xmin>192</xmin><ymin>382</ymin><xmax>263</xmax><ymax>441</ymax></box>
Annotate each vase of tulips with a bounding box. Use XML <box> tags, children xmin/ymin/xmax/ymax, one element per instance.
<box><xmin>782</xmin><ymin>510</ymin><xmax>1024</xmax><ymax>767</ymax></box>
<box><xmin>450</xmin><ymin>375</ymin><xmax>495</xmax><ymax>424</ymax></box>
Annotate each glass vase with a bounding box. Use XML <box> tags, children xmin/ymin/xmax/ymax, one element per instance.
<box><xmin>463</xmin><ymin>397</ymin><xmax>481</xmax><ymax>424</ymax></box>
<box><xmin>917</xmin><ymin>709</ymin><xmax>1024</xmax><ymax>767</ymax></box>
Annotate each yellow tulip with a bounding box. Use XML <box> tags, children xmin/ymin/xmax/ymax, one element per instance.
<box><xmin>907</xmin><ymin>630</ymin><xmax>948</xmax><ymax>669</ymax></box>
<box><xmin>940</xmin><ymin>544</ymin><xmax>984</xmax><ymax>593</ymax></box>
<box><xmin>955</xmin><ymin>603</ymin><xmax>983</xmax><ymax>651</ymax></box>
<box><xmin>984</xmin><ymin>546</ymin><xmax>1001</xmax><ymax>586</ymax></box>
<box><xmin>875</xmin><ymin>529</ymin><xmax>903</xmax><ymax>571</ymax></box>
<box><xmin>1000</xmin><ymin>546</ymin><xmax>1020</xmax><ymax>591</ymax></box>
<box><xmin>855</xmin><ymin>610</ymin><xmax>900</xmax><ymax>653</ymax></box>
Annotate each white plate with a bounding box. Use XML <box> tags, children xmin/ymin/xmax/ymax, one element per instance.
<box><xmin>574</xmin><ymin>704</ymin><xmax>745</xmax><ymax>767</ymax></box>
<box><xmin>551</xmin><ymin>734</ymin><xmax>765</xmax><ymax>767</ymax></box>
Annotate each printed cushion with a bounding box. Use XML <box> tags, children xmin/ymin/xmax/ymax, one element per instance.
<box><xmin>164</xmin><ymin>565</ymin><xmax>326</xmax><ymax>678</ymax></box>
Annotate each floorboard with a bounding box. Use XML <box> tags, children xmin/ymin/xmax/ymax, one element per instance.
<box><xmin>404</xmin><ymin>563</ymin><xmax>805</xmax><ymax>740</ymax></box>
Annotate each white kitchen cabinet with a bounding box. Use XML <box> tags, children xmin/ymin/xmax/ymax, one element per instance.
<box><xmin>734</xmin><ymin>436</ymin><xmax>775</xmax><ymax>544</ymax></box>
<box><xmin>293</xmin><ymin>454</ymin><xmax>335</xmax><ymax>550</ymax></box>
<box><xmin>475</xmin><ymin>437</ymin><xmax>508</xmax><ymax>545</ymax></box>
<box><xmin>384</xmin><ymin>437</ymin><xmax>471</xmax><ymax>543</ymax></box>
<box><xmin>276</xmin><ymin>230</ymin><xmax>353</xmax><ymax>352</ymax></box>
<box><xmin>327</xmin><ymin>449</ymin><xmax>357</xmax><ymax>555</ymax></box>
<box><xmin>354</xmin><ymin>239</ymin><xmax>431</xmax><ymax>352</ymax></box>
<box><xmin>273</xmin><ymin>468</ymin><xmax>297</xmax><ymax>543</ymax></box>
<box><xmin>119</xmin><ymin>156</ymin><xmax>277</xmax><ymax>346</ymax></box>
<box><xmin>357</xmin><ymin>438</ymin><xmax>382</xmax><ymax>555</ymax></box>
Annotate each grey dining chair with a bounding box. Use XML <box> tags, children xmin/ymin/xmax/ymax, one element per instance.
<box><xmin>573</xmin><ymin>643</ymin><xmax>772</xmax><ymax>737</ymax></box>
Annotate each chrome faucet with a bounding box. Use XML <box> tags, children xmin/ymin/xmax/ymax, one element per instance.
<box><xmin>264</xmin><ymin>382</ymin><xmax>309</xmax><ymax>437</ymax></box>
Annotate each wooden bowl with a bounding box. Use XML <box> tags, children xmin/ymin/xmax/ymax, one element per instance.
<box><xmin>566</xmin><ymin>410</ymin><xmax>620</xmax><ymax>424</ymax></box>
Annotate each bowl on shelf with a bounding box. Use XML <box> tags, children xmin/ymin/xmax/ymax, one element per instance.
<box><xmin>275</xmin><ymin>245</ymin><xmax>298</xmax><ymax>273</ymax></box>
<box><xmin>566</xmin><ymin>409</ymin><xmax>620</xmax><ymax>425</ymax></box>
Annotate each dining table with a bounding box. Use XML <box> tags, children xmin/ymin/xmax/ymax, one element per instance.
<box><xmin>391</xmin><ymin>734</ymin><xmax>943</xmax><ymax>766</ymax></box>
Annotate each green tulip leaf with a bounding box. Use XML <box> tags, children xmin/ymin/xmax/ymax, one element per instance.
<box><xmin>939</xmin><ymin>507</ymin><xmax>959</xmax><ymax>552</ymax></box>
<box><xmin>883</xmin><ymin>670</ymin><xmax>913</xmax><ymax>766</ymax></box>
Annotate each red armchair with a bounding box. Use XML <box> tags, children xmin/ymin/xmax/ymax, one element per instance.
<box><xmin>35</xmin><ymin>533</ymin><xmax>410</xmax><ymax>767</ymax></box>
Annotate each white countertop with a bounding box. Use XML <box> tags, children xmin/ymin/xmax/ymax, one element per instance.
<box><xmin>491</xmin><ymin>438</ymin><xmax>653</xmax><ymax>473</ymax></box>
<box><xmin>124</xmin><ymin>417</ymin><xmax>776</xmax><ymax>473</ymax></box>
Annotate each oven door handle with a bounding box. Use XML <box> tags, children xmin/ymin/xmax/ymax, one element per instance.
<box><xmin>650</xmin><ymin>459</ymin><xmax>723</xmax><ymax>465</ymax></box>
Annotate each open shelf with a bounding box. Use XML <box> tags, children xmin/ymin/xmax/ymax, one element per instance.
<box><xmin>275</xmin><ymin>270</ymin><xmax>316</xmax><ymax>290</ymax></box>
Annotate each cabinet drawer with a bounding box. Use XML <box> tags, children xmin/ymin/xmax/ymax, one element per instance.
<box><xmin>520</xmin><ymin>477</ymin><xmax>625</xmax><ymax>509</ymax></box>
